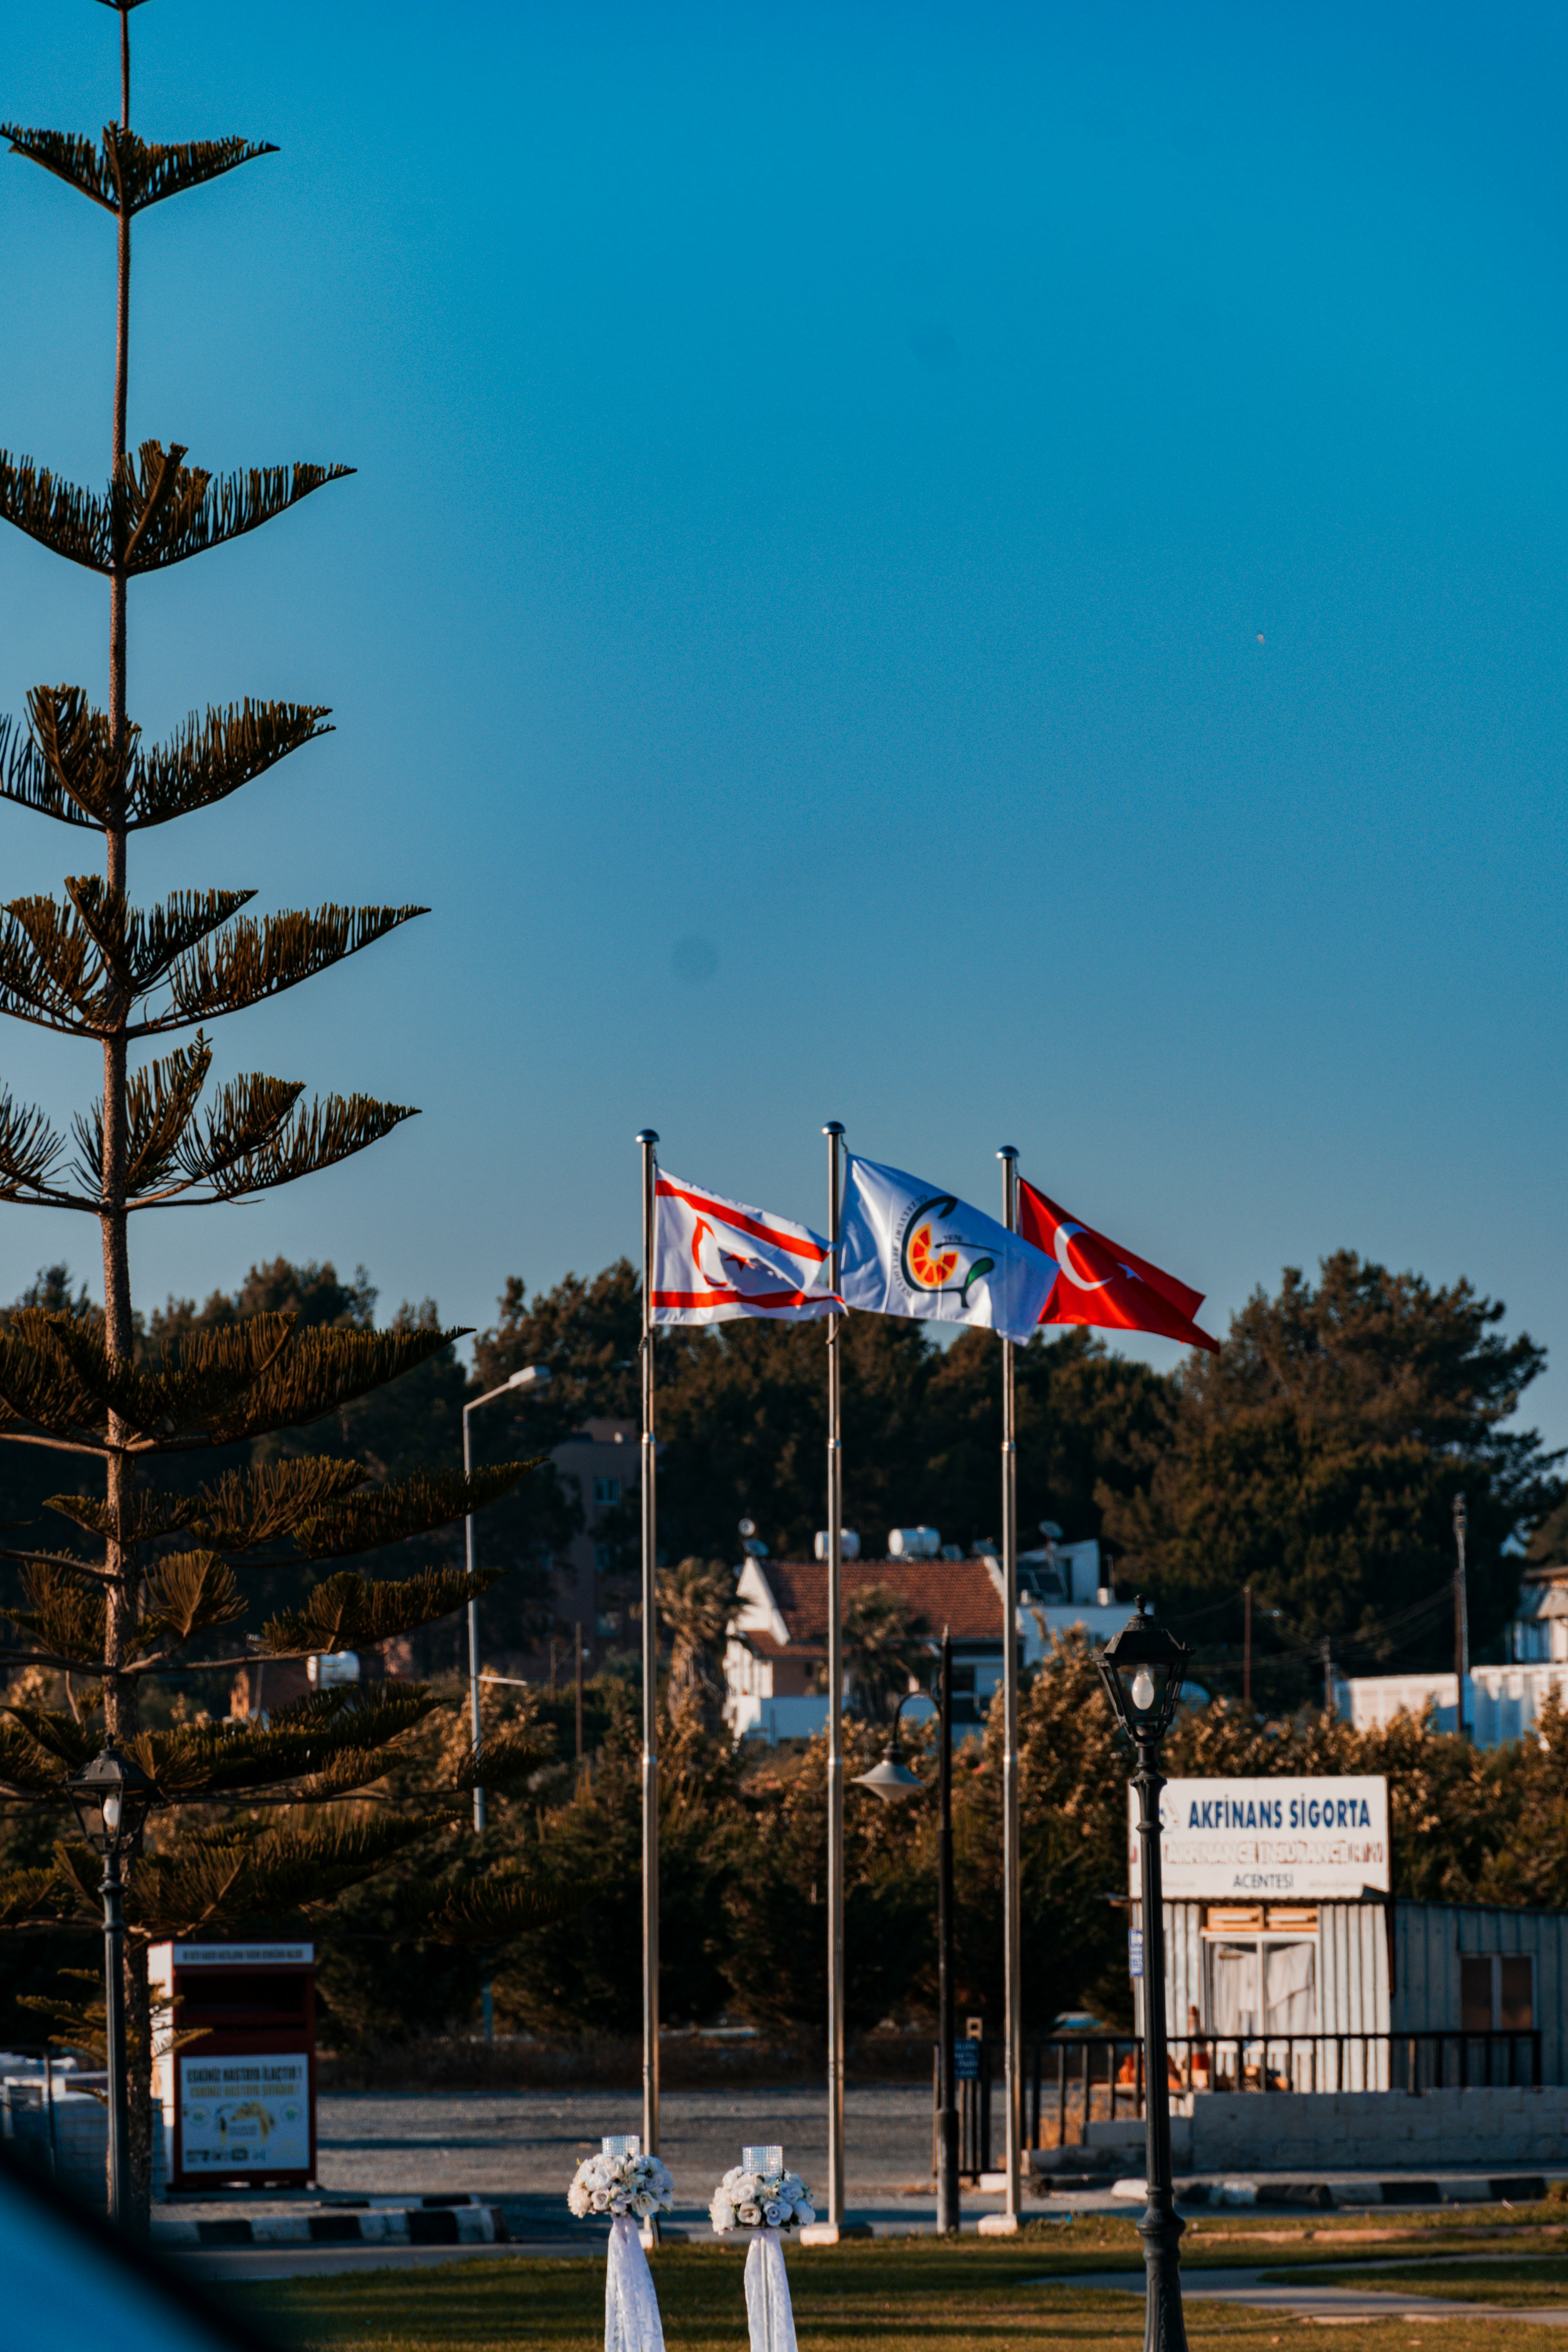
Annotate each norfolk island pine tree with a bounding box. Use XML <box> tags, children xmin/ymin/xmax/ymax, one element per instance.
<box><xmin>0</xmin><ymin>0</ymin><xmax>580</xmax><ymax>2226</ymax></box>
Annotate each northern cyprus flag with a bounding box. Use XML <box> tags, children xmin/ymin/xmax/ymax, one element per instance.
<box><xmin>651</xmin><ymin>1171</ymin><xmax>842</xmax><ymax>1323</ymax></box>
<box><xmin>837</xmin><ymin>1155</ymin><xmax>1056</xmax><ymax>1344</ymax></box>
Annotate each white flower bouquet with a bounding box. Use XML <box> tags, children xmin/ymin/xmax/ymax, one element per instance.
<box><xmin>709</xmin><ymin>2156</ymin><xmax>815</xmax><ymax>2235</ymax></box>
<box><xmin>567</xmin><ymin>2145</ymin><xmax>675</xmax><ymax>2223</ymax></box>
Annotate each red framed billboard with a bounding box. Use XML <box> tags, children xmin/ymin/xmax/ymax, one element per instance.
<box><xmin>150</xmin><ymin>1940</ymin><xmax>316</xmax><ymax>2190</ymax></box>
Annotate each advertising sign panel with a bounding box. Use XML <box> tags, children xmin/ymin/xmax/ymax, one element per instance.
<box><xmin>1128</xmin><ymin>1775</ymin><xmax>1390</xmax><ymax>1900</ymax></box>
<box><xmin>177</xmin><ymin>2053</ymin><xmax>310</xmax><ymax>2174</ymax></box>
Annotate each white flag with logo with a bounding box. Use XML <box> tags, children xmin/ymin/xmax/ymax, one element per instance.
<box><xmin>652</xmin><ymin>1171</ymin><xmax>842</xmax><ymax>1324</ymax></box>
<box><xmin>838</xmin><ymin>1154</ymin><xmax>1055</xmax><ymax>1344</ymax></box>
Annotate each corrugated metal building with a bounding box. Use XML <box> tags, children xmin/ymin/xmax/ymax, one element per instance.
<box><xmin>1133</xmin><ymin>1897</ymin><xmax>1568</xmax><ymax>2090</ymax></box>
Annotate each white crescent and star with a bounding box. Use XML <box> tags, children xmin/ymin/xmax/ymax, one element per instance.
<box><xmin>1054</xmin><ymin>1220</ymin><xmax>1113</xmax><ymax>1292</ymax></box>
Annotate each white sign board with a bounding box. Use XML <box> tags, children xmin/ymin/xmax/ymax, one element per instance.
<box><xmin>1129</xmin><ymin>1775</ymin><xmax>1390</xmax><ymax>1900</ymax></box>
<box><xmin>178</xmin><ymin>2053</ymin><xmax>310</xmax><ymax>2172</ymax></box>
<box><xmin>171</xmin><ymin>1943</ymin><xmax>313</xmax><ymax>1966</ymax></box>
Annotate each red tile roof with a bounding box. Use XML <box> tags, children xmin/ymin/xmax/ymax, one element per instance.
<box><xmin>754</xmin><ymin>1558</ymin><xmax>1007</xmax><ymax>1647</ymax></box>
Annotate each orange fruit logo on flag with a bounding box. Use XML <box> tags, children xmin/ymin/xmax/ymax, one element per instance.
<box><xmin>906</xmin><ymin>1220</ymin><xmax>959</xmax><ymax>1290</ymax></box>
<box><xmin>898</xmin><ymin>1192</ymin><xmax>995</xmax><ymax>1308</ymax></box>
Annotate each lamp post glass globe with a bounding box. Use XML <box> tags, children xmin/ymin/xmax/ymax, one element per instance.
<box><xmin>65</xmin><ymin>1743</ymin><xmax>159</xmax><ymax>1856</ymax></box>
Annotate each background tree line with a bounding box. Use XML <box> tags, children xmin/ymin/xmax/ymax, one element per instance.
<box><xmin>207</xmin><ymin>1638</ymin><xmax>1568</xmax><ymax>2055</ymax></box>
<box><xmin>2</xmin><ymin>1240</ymin><xmax>1563</xmax><ymax>2052</ymax></box>
<box><xmin>5</xmin><ymin>1237</ymin><xmax>1563</xmax><ymax>1704</ymax></box>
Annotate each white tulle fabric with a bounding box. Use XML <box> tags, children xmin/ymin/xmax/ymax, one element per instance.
<box><xmin>604</xmin><ymin>2214</ymin><xmax>666</xmax><ymax>2352</ymax></box>
<box><xmin>743</xmin><ymin>2227</ymin><xmax>799</xmax><ymax>2352</ymax></box>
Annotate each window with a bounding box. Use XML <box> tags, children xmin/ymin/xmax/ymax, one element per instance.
<box><xmin>1461</xmin><ymin>1954</ymin><xmax>1533</xmax><ymax>2032</ymax></box>
<box><xmin>1203</xmin><ymin>1935</ymin><xmax>1317</xmax><ymax>2036</ymax></box>
<box><xmin>594</xmin><ymin>1543</ymin><xmax>613</xmax><ymax>1573</ymax></box>
<box><xmin>594</xmin><ymin>1477</ymin><xmax>622</xmax><ymax>1506</ymax></box>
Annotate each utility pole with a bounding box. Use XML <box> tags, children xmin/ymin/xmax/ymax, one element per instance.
<box><xmin>1243</xmin><ymin>1583</ymin><xmax>1252</xmax><ymax>1713</ymax></box>
<box><xmin>575</xmin><ymin>1620</ymin><xmax>585</xmax><ymax>1777</ymax></box>
<box><xmin>1321</xmin><ymin>1636</ymin><xmax>1334</xmax><ymax>1718</ymax></box>
<box><xmin>1454</xmin><ymin>1491</ymin><xmax>1469</xmax><ymax>1740</ymax></box>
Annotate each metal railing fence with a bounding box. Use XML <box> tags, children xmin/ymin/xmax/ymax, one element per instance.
<box><xmin>934</xmin><ymin>2030</ymin><xmax>1546</xmax><ymax>2180</ymax></box>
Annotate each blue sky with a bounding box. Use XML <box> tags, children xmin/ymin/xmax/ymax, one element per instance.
<box><xmin>2</xmin><ymin>1</ymin><xmax>1565</xmax><ymax>1450</ymax></box>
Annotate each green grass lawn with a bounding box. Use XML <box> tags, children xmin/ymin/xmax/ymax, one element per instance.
<box><xmin>237</xmin><ymin>2221</ymin><xmax>1568</xmax><ymax>2352</ymax></box>
<box><xmin>1271</xmin><ymin>2255</ymin><xmax>1568</xmax><ymax>2307</ymax></box>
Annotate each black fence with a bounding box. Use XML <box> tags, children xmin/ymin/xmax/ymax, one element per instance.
<box><xmin>935</xmin><ymin>2031</ymin><xmax>1546</xmax><ymax>2181</ymax></box>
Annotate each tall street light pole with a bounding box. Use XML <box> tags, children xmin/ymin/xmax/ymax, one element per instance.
<box><xmin>1098</xmin><ymin>1601</ymin><xmax>1192</xmax><ymax>2352</ymax></box>
<box><xmin>464</xmin><ymin>1358</ymin><xmax>552</xmax><ymax>2044</ymax></box>
<box><xmin>65</xmin><ymin>1745</ymin><xmax>159</xmax><ymax>2227</ymax></box>
<box><xmin>853</xmin><ymin>1634</ymin><xmax>959</xmax><ymax>2232</ymax></box>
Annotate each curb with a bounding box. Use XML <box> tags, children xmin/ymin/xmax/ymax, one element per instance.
<box><xmin>1101</xmin><ymin>2173</ymin><xmax>1563</xmax><ymax>2210</ymax></box>
<box><xmin>154</xmin><ymin>2197</ymin><xmax>509</xmax><ymax>2250</ymax></box>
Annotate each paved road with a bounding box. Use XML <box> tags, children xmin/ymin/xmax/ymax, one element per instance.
<box><xmin>173</xmin><ymin>2083</ymin><xmax>976</xmax><ymax>2277</ymax></box>
<box><xmin>314</xmin><ymin>2082</ymin><xmax>936</xmax><ymax>2205</ymax></box>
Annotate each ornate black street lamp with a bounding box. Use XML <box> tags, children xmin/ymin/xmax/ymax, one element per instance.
<box><xmin>854</xmin><ymin>1631</ymin><xmax>960</xmax><ymax>2232</ymax></box>
<box><xmin>65</xmin><ymin>1744</ymin><xmax>160</xmax><ymax>2224</ymax></box>
<box><xmin>1097</xmin><ymin>1601</ymin><xmax>1191</xmax><ymax>2352</ymax></box>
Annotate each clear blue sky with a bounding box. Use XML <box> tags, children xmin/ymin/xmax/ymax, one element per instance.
<box><xmin>2</xmin><ymin>2</ymin><xmax>1565</xmax><ymax>1448</ymax></box>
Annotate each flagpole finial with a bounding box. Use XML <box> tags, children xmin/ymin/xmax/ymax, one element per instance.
<box><xmin>636</xmin><ymin>1129</ymin><xmax>659</xmax><ymax>1146</ymax></box>
<box><xmin>997</xmin><ymin>1144</ymin><xmax>1019</xmax><ymax>1162</ymax></box>
<box><xmin>823</xmin><ymin>1121</ymin><xmax>844</xmax><ymax>1138</ymax></box>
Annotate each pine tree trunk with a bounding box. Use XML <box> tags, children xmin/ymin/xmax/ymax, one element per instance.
<box><xmin>101</xmin><ymin>3</ymin><xmax>150</xmax><ymax>2231</ymax></box>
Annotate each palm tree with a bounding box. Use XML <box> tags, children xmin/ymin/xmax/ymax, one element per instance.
<box><xmin>656</xmin><ymin>1556</ymin><xmax>735</xmax><ymax>1735</ymax></box>
<box><xmin>843</xmin><ymin>1583</ymin><xmax>930</xmax><ymax>1723</ymax></box>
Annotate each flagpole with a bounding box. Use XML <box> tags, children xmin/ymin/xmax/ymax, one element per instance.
<box><xmin>997</xmin><ymin>1144</ymin><xmax>1022</xmax><ymax>2231</ymax></box>
<box><xmin>637</xmin><ymin>1127</ymin><xmax>661</xmax><ymax>2192</ymax></box>
<box><xmin>824</xmin><ymin>1119</ymin><xmax>846</xmax><ymax>2230</ymax></box>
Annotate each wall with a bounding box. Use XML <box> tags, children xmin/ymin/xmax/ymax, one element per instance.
<box><xmin>1084</xmin><ymin>2087</ymin><xmax>1568</xmax><ymax>2172</ymax></box>
<box><xmin>1140</xmin><ymin>1901</ymin><xmax>1390</xmax><ymax>2073</ymax></box>
<box><xmin>1338</xmin><ymin>1663</ymin><xmax>1568</xmax><ymax>1747</ymax></box>
<box><xmin>1395</xmin><ymin>1903</ymin><xmax>1568</xmax><ymax>2083</ymax></box>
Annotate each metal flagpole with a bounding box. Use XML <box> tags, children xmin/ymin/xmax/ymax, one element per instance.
<box><xmin>997</xmin><ymin>1144</ymin><xmax>1022</xmax><ymax>2229</ymax></box>
<box><xmin>637</xmin><ymin>1128</ymin><xmax>661</xmax><ymax>2186</ymax></box>
<box><xmin>824</xmin><ymin>1120</ymin><xmax>846</xmax><ymax>2230</ymax></box>
<box><xmin>1454</xmin><ymin>1492</ymin><xmax>1469</xmax><ymax>1740</ymax></box>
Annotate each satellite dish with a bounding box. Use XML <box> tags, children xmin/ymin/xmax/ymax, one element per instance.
<box><xmin>738</xmin><ymin>1518</ymin><xmax>756</xmax><ymax>1538</ymax></box>
<box><xmin>1039</xmin><ymin>1520</ymin><xmax>1063</xmax><ymax>1541</ymax></box>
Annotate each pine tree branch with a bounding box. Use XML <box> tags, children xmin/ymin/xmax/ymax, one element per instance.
<box><xmin>414</xmin><ymin>1869</ymin><xmax>597</xmax><ymax>1947</ymax></box>
<box><xmin>46</xmin><ymin>1458</ymin><xmax>368</xmax><ymax>1552</ymax></box>
<box><xmin>70</xmin><ymin>1034</ymin><xmax>216</xmax><ymax>1196</ymax></box>
<box><xmin>0</xmin><ymin>1862</ymin><xmax>90</xmax><ymax>1932</ymax></box>
<box><xmin>0</xmin><ymin>690</ymin><xmax>331</xmax><ymax>833</ymax></box>
<box><xmin>0</xmin><ymin>441</ymin><xmax>352</xmax><ymax>576</ymax></box>
<box><xmin>3</xmin><ymin>123</ymin><xmax>276</xmax><ymax>214</ymax></box>
<box><xmin>0</xmin><ymin>1306</ymin><xmax>297</xmax><ymax>1451</ymax></box>
<box><xmin>141</xmin><ymin>1550</ymin><xmax>246</xmax><ymax>1643</ymax></box>
<box><xmin>149</xmin><ymin>1685</ymin><xmax>438</xmax><ymax>1799</ymax></box>
<box><xmin>0</xmin><ymin>1087</ymin><xmax>67</xmax><ymax>1200</ymax></box>
<box><xmin>292</xmin><ymin>1463</ymin><xmax>540</xmax><ymax>1558</ymax></box>
<box><xmin>0</xmin><ymin>1547</ymin><xmax>122</xmax><ymax>1583</ymax></box>
<box><xmin>67</xmin><ymin>877</ymin><xmax>259</xmax><ymax>996</ymax></box>
<box><xmin>203</xmin><ymin>1323</ymin><xmax>468</xmax><ymax>1447</ymax></box>
<box><xmin>153</xmin><ymin>1090</ymin><xmax>418</xmax><ymax>1204</ymax></box>
<box><xmin>142</xmin><ymin>902</ymin><xmax>426</xmax><ymax>1032</ymax></box>
<box><xmin>126</xmin><ymin>1816</ymin><xmax>435</xmax><ymax>1941</ymax></box>
<box><xmin>256</xmin><ymin>1565</ymin><xmax>505</xmax><ymax>1656</ymax></box>
<box><xmin>130</xmin><ymin>698</ymin><xmax>332</xmax><ymax>828</ymax></box>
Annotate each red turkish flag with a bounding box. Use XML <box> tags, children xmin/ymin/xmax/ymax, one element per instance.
<box><xmin>1018</xmin><ymin>1178</ymin><xmax>1220</xmax><ymax>1353</ymax></box>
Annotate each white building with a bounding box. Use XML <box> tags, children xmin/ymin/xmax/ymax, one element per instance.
<box><xmin>723</xmin><ymin>1541</ymin><xmax>1129</xmax><ymax>1743</ymax></box>
<box><xmin>1336</xmin><ymin>1564</ymin><xmax>1568</xmax><ymax>1748</ymax></box>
